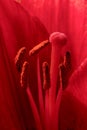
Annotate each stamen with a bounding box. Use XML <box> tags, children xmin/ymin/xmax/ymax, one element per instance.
<box><xmin>29</xmin><ymin>40</ymin><xmax>49</xmax><ymax>56</ymax></box>
<box><xmin>15</xmin><ymin>47</ymin><xmax>26</xmax><ymax>72</ymax></box>
<box><xmin>42</xmin><ymin>62</ymin><xmax>50</xmax><ymax>90</ymax></box>
<box><xmin>37</xmin><ymin>57</ymin><xmax>45</xmax><ymax>129</ymax></box>
<box><xmin>42</xmin><ymin>62</ymin><xmax>50</xmax><ymax>130</ymax></box>
<box><xmin>20</xmin><ymin>61</ymin><xmax>29</xmax><ymax>88</ymax></box>
<box><xmin>20</xmin><ymin>59</ymin><xmax>43</xmax><ymax>130</ymax></box>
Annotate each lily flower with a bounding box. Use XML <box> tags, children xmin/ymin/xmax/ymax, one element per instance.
<box><xmin>1</xmin><ymin>1</ymin><xmax>87</xmax><ymax>130</ymax></box>
<box><xmin>15</xmin><ymin>30</ymin><xmax>87</xmax><ymax>130</ymax></box>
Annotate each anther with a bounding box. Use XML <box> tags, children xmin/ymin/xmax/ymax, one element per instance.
<box><xmin>20</xmin><ymin>61</ymin><xmax>29</xmax><ymax>88</ymax></box>
<box><xmin>15</xmin><ymin>47</ymin><xmax>26</xmax><ymax>72</ymax></box>
<box><xmin>29</xmin><ymin>40</ymin><xmax>49</xmax><ymax>56</ymax></box>
<box><xmin>42</xmin><ymin>62</ymin><xmax>50</xmax><ymax>90</ymax></box>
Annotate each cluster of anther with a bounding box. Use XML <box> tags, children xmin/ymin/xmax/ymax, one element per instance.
<box><xmin>14</xmin><ymin>32</ymin><xmax>72</xmax><ymax>130</ymax></box>
<box><xmin>15</xmin><ymin>40</ymin><xmax>49</xmax><ymax>88</ymax></box>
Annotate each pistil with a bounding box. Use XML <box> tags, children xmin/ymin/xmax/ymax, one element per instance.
<box><xmin>49</xmin><ymin>32</ymin><xmax>67</xmax><ymax>115</ymax></box>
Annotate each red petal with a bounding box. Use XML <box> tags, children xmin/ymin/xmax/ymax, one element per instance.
<box><xmin>59</xmin><ymin>58</ymin><xmax>87</xmax><ymax>130</ymax></box>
